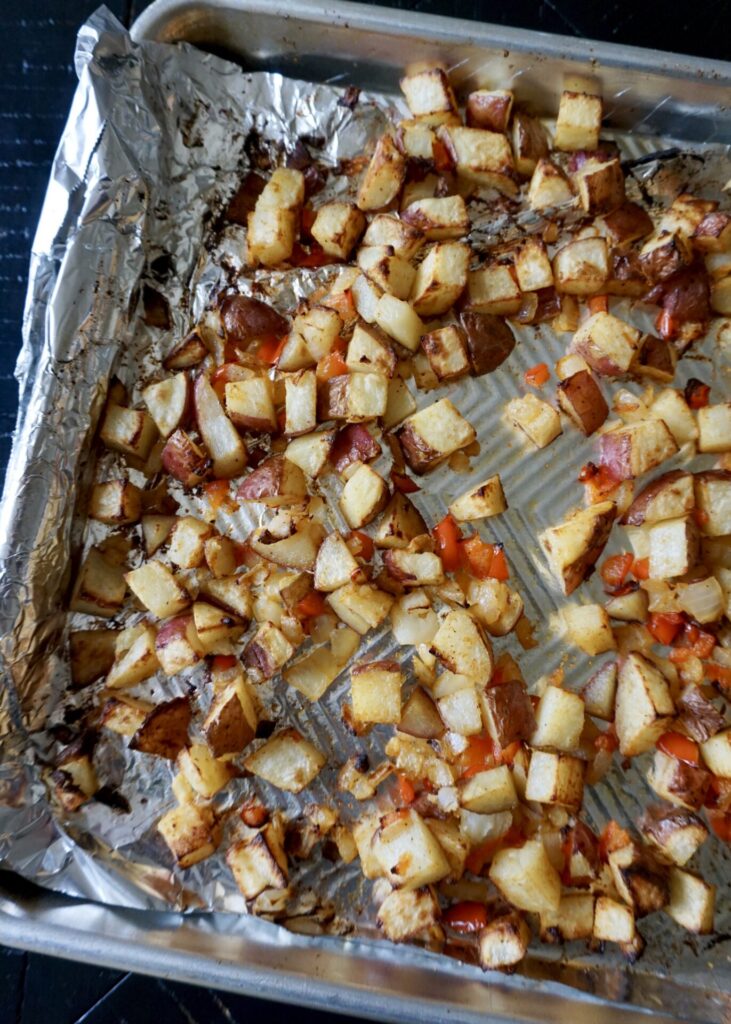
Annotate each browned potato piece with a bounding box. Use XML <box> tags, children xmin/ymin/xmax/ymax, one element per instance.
<box><xmin>602</xmin><ymin>202</ymin><xmax>654</xmax><ymax>246</ymax></box>
<box><xmin>694</xmin><ymin>470</ymin><xmax>731</xmax><ymax>537</ymax></box>
<box><xmin>100</xmin><ymin>404</ymin><xmax>158</xmax><ymax>461</ymax></box>
<box><xmin>158</xmin><ymin>803</ymin><xmax>221</xmax><ymax>869</ymax></box>
<box><xmin>607</xmin><ymin>842</ymin><xmax>668</xmax><ymax>917</ymax></box>
<box><xmin>377</xmin><ymin>886</ymin><xmax>440</xmax><ymax>943</ymax></box>
<box><xmin>463</xmin><ymin>264</ymin><xmax>521</xmax><ymax>316</ymax></box>
<box><xmin>615</xmin><ymin>652</ymin><xmax>674</xmax><ymax>757</ymax></box>
<box><xmin>528</xmin><ymin>159</ymin><xmax>574</xmax><ymax>211</ymax></box>
<box><xmin>203</xmin><ymin>677</ymin><xmax>258</xmax><ymax>756</ymax></box>
<box><xmin>598</xmin><ymin>419</ymin><xmax>678</xmax><ymax>482</ymax></box>
<box><xmin>130</xmin><ymin>696</ymin><xmax>191</xmax><ymax>761</ymax></box>
<box><xmin>694</xmin><ymin>211</ymin><xmax>731</xmax><ymax>252</ymax></box>
<box><xmin>397</xmin><ymin>399</ymin><xmax>475</xmax><ymax>475</ymax></box>
<box><xmin>243</xmin><ymin>622</ymin><xmax>294</xmax><ymax>679</ymax></box>
<box><xmin>459</xmin><ymin>312</ymin><xmax>516</xmax><ymax>375</ymax></box>
<box><xmin>374</xmin><ymin>492</ymin><xmax>428</xmax><ymax>550</ymax></box>
<box><xmin>622</xmin><ymin>470</ymin><xmax>695</xmax><ymax>526</ymax></box>
<box><xmin>311</xmin><ymin>201</ymin><xmax>366</xmax><ymax>259</ymax></box>
<box><xmin>478</xmin><ymin>913</ymin><xmax>531</xmax><ymax>969</ymax></box>
<box><xmin>554</xmin><ymin>90</ymin><xmax>602</xmax><ymax>151</ymax></box>
<box><xmin>400</xmin><ymin>67</ymin><xmax>458</xmax><ymax>122</ymax></box>
<box><xmin>466</xmin><ymin>89</ymin><xmax>513</xmax><ymax>132</ymax></box>
<box><xmin>647</xmin><ymin>749</ymin><xmax>710</xmax><ymax>810</ymax></box>
<box><xmin>161</xmin><ymin>429</ymin><xmax>209</xmax><ymax>488</ymax></box>
<box><xmin>421</xmin><ymin>324</ymin><xmax>470</xmax><ymax>382</ymax></box>
<box><xmin>69</xmin><ymin>629</ymin><xmax>117</xmax><ymax>688</ymax></box>
<box><xmin>640</xmin><ymin>805</ymin><xmax>708</xmax><ymax>867</ymax></box>
<box><xmin>70</xmin><ymin>547</ymin><xmax>127</xmax><ymax>618</ymax></box>
<box><xmin>557</xmin><ymin>370</ymin><xmax>608</xmax><ymax>436</ymax></box>
<box><xmin>401</xmin><ymin>195</ymin><xmax>469</xmax><ymax>241</ymax></box>
<box><xmin>573</xmin><ymin>157</ymin><xmax>625</xmax><ymax>215</ymax></box>
<box><xmin>89</xmin><ymin>479</ymin><xmax>142</xmax><ymax>525</ymax></box>
<box><xmin>553</xmin><ymin>237</ymin><xmax>609</xmax><ymax>295</ymax></box>
<box><xmin>539</xmin><ymin>500</ymin><xmax>616</xmax><ymax>595</ymax></box>
<box><xmin>438</xmin><ymin>124</ymin><xmax>517</xmax><ymax>196</ymax></box>
<box><xmin>236</xmin><ymin>455</ymin><xmax>307</xmax><ymax>506</ymax></box>
<box><xmin>357</xmin><ymin>133</ymin><xmax>407</xmax><ymax>212</ymax></box>
<box><xmin>481</xmin><ymin>679</ymin><xmax>535</xmax><ymax>747</ymax></box>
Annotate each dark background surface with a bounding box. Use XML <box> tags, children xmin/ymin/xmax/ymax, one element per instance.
<box><xmin>0</xmin><ymin>1</ymin><xmax>728</xmax><ymax>1021</ymax></box>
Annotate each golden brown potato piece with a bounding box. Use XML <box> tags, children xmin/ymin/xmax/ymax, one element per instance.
<box><xmin>556</xmin><ymin>370</ymin><xmax>608</xmax><ymax>436</ymax></box>
<box><xmin>130</xmin><ymin>696</ymin><xmax>192</xmax><ymax>761</ymax></box>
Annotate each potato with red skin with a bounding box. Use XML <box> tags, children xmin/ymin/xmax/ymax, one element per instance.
<box><xmin>511</xmin><ymin>111</ymin><xmax>549</xmax><ymax>177</ymax></box>
<box><xmin>598</xmin><ymin>419</ymin><xmax>678</xmax><ymax>482</ymax></box>
<box><xmin>221</xmin><ymin>294</ymin><xmax>288</xmax><ymax>346</ymax></box>
<box><xmin>606</xmin><ymin>249</ymin><xmax>648</xmax><ymax>298</ymax></box>
<box><xmin>622</xmin><ymin>470</ymin><xmax>694</xmax><ymax>526</ymax></box>
<box><xmin>602</xmin><ymin>202</ymin><xmax>653</xmax><ymax>246</ymax></box>
<box><xmin>648</xmin><ymin>750</ymin><xmax>711</xmax><ymax>811</ymax></box>
<box><xmin>142</xmin><ymin>373</ymin><xmax>191</xmax><ymax>440</ymax></box>
<box><xmin>557</xmin><ymin>370</ymin><xmax>608</xmax><ymax>436</ymax></box>
<box><xmin>193</xmin><ymin>375</ymin><xmax>248</xmax><ymax>478</ymax></box>
<box><xmin>645</xmin><ymin>264</ymin><xmax>711</xmax><ymax>343</ymax></box>
<box><xmin>678</xmin><ymin>685</ymin><xmax>724</xmax><ymax>743</ymax></box>
<box><xmin>161</xmin><ymin>429</ymin><xmax>209</xmax><ymax>487</ymax></box>
<box><xmin>329</xmin><ymin>423</ymin><xmax>381</xmax><ymax>474</ymax></box>
<box><xmin>130</xmin><ymin>696</ymin><xmax>192</xmax><ymax>760</ymax></box>
<box><xmin>164</xmin><ymin>330</ymin><xmax>208</xmax><ymax>371</ymax></box>
<box><xmin>481</xmin><ymin>679</ymin><xmax>536</xmax><ymax>747</ymax></box>
<box><xmin>155</xmin><ymin>614</ymin><xmax>204</xmax><ymax>676</ymax></box>
<box><xmin>465</xmin><ymin>89</ymin><xmax>513</xmax><ymax>133</ymax></box>
<box><xmin>399</xmin><ymin>687</ymin><xmax>444</xmax><ymax>740</ymax></box>
<box><xmin>459</xmin><ymin>312</ymin><xmax>516</xmax><ymax>375</ymax></box>
<box><xmin>236</xmin><ymin>455</ymin><xmax>307</xmax><ymax>506</ymax></box>
<box><xmin>634</xmin><ymin>334</ymin><xmax>676</xmax><ymax>382</ymax></box>
<box><xmin>571</xmin><ymin>311</ymin><xmax>640</xmax><ymax>377</ymax></box>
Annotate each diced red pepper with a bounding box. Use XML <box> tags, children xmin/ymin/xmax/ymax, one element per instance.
<box><xmin>204</xmin><ymin>478</ymin><xmax>235</xmax><ymax>514</ymax></box>
<box><xmin>395</xmin><ymin>773</ymin><xmax>416</xmax><ymax>807</ymax></box>
<box><xmin>656</xmin><ymin>731</ymin><xmax>700</xmax><ymax>766</ymax></box>
<box><xmin>669</xmin><ymin>623</ymin><xmax>716</xmax><ymax>663</ymax></box>
<box><xmin>316</xmin><ymin>341</ymin><xmax>348</xmax><ymax>381</ymax></box>
<box><xmin>693</xmin><ymin>508</ymin><xmax>710</xmax><ymax>529</ymax></box>
<box><xmin>295</xmin><ymin>591</ymin><xmax>328</xmax><ymax>620</ymax></box>
<box><xmin>443</xmin><ymin>901</ymin><xmax>489</xmax><ymax>934</ymax></box>
<box><xmin>647</xmin><ymin>611</ymin><xmax>684</xmax><ymax>647</ymax></box>
<box><xmin>321</xmin><ymin>288</ymin><xmax>355</xmax><ymax>320</ymax></box>
<box><xmin>600</xmin><ymin>552</ymin><xmax>634</xmax><ymax>591</ymax></box>
<box><xmin>291</xmin><ymin>242</ymin><xmax>332</xmax><ymax>268</ymax></box>
<box><xmin>588</xmin><ymin>294</ymin><xmax>609</xmax><ymax>315</ymax></box>
<box><xmin>432</xmin><ymin>514</ymin><xmax>463</xmax><ymax>573</ymax></box>
<box><xmin>391</xmin><ymin>470</ymin><xmax>420</xmax><ymax>494</ymax></box>
<box><xmin>631</xmin><ymin>557</ymin><xmax>650</xmax><ymax>581</ymax></box>
<box><xmin>461</xmin><ymin>536</ymin><xmax>510</xmax><ymax>581</ymax></box>
<box><xmin>489</xmin><ymin>545</ymin><xmax>510</xmax><ymax>581</ymax></box>
<box><xmin>212</xmin><ymin>654</ymin><xmax>238</xmax><ymax>673</ymax></box>
<box><xmin>684</xmin><ymin>378</ymin><xmax>711</xmax><ymax>410</ymax></box>
<box><xmin>704</xmin><ymin>662</ymin><xmax>731</xmax><ymax>689</ymax></box>
<box><xmin>348</xmin><ymin>530</ymin><xmax>374</xmax><ymax>561</ymax></box>
<box><xmin>579</xmin><ymin>462</ymin><xmax>620</xmax><ymax>503</ymax></box>
<box><xmin>598</xmin><ymin>820</ymin><xmax>631</xmax><ymax>861</ymax></box>
<box><xmin>498</xmin><ymin>740</ymin><xmax>522</xmax><ymax>765</ymax></box>
<box><xmin>460</xmin><ymin>735</ymin><xmax>499</xmax><ymax>780</ymax></box>
<box><xmin>524</xmin><ymin>362</ymin><xmax>550</xmax><ymax>388</ymax></box>
<box><xmin>258</xmin><ymin>334</ymin><xmax>286</xmax><ymax>365</ymax></box>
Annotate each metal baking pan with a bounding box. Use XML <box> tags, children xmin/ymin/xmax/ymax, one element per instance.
<box><xmin>1</xmin><ymin>2</ymin><xmax>730</xmax><ymax>1021</ymax></box>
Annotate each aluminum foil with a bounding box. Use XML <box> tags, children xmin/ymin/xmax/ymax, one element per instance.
<box><xmin>0</xmin><ymin>5</ymin><xmax>729</xmax><ymax>1013</ymax></box>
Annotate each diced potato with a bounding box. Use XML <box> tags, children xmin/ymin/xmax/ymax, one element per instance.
<box><xmin>125</xmin><ymin>560</ymin><xmax>189</xmax><ymax>619</ymax></box>
<box><xmin>478</xmin><ymin>912</ymin><xmax>531</xmax><ymax>970</ymax></box>
<box><xmin>227</xmin><ymin>821</ymin><xmax>288</xmax><ymax>899</ymax></box>
<box><xmin>641</xmin><ymin>806</ymin><xmax>708</xmax><ymax>867</ymax></box>
<box><xmin>105</xmin><ymin>624</ymin><xmax>159</xmax><ymax>689</ymax></box>
<box><xmin>666</xmin><ymin>868</ymin><xmax>715</xmax><ymax>934</ymax></box>
<box><xmin>357</xmin><ymin>245</ymin><xmax>416</xmax><ymax>300</ymax></box>
<box><xmin>314</xmin><ymin>531</ymin><xmax>360</xmax><ymax>592</ymax></box>
<box><xmin>490</xmin><ymin>839</ymin><xmax>561</xmax><ymax>915</ymax></box>
<box><xmin>154</xmin><ymin>613</ymin><xmax>204</xmax><ymax>676</ymax></box>
<box><xmin>527</xmin><ymin>158</ymin><xmax>574</xmax><ymax>211</ymax></box>
<box><xmin>100</xmin><ymin>403</ymin><xmax>158</xmax><ymax>460</ymax></box>
<box><xmin>398</xmin><ymin>398</ymin><xmax>475</xmax><ymax>474</ymax></box>
<box><xmin>141</xmin><ymin>514</ymin><xmax>175</xmax><ymax>556</ymax></box>
<box><xmin>605</xmin><ymin>587</ymin><xmax>648</xmax><ymax>622</ymax></box>
<box><xmin>648</xmin><ymin>516</ymin><xmax>699</xmax><ymax>579</ymax></box>
<box><xmin>421</xmin><ymin>324</ymin><xmax>470</xmax><ymax>381</ymax></box>
<box><xmin>400</xmin><ymin>67</ymin><xmax>458</xmax><ymax>121</ymax></box>
<box><xmin>283</xmin><ymin>627</ymin><xmax>359</xmax><ymax>701</ymax></box>
<box><xmin>556</xmin><ymin>370</ymin><xmax>608</xmax><ymax>437</ymax></box>
<box><xmin>52</xmin><ymin>739</ymin><xmax>99</xmax><ymax>811</ymax></box>
<box><xmin>247</xmin><ymin>167</ymin><xmax>304</xmax><ymax>266</ymax></box>
<box><xmin>327</xmin><ymin>582</ymin><xmax>394</xmax><ymax>634</ymax></box>
<box><xmin>514</xmin><ymin>238</ymin><xmax>554</xmax><ymax>292</ymax></box>
<box><xmin>243</xmin><ymin>621</ymin><xmax>294</xmax><ymax>679</ymax></box>
<box><xmin>573</xmin><ymin>157</ymin><xmax>625</xmax><ymax>215</ymax></box>
<box><xmin>647</xmin><ymin>749</ymin><xmax>710</xmax><ymax>810</ymax></box>
<box><xmin>511</xmin><ymin>111</ymin><xmax>549</xmax><ymax>177</ymax></box>
<box><xmin>464</xmin><ymin>262</ymin><xmax>521</xmax><ymax>315</ymax></box>
<box><xmin>431</xmin><ymin>609</ymin><xmax>493</xmax><ymax>682</ymax></box>
<box><xmin>363</xmin><ymin>213</ymin><xmax>424</xmax><ymax>260</ymax></box>
<box><xmin>157</xmin><ymin>803</ymin><xmax>220</xmax><ymax>869</ymax></box>
<box><xmin>277</xmin><ymin>331</ymin><xmax>317</xmax><ymax>373</ymax></box>
<box><xmin>225</xmin><ymin>376</ymin><xmax>277</xmax><ymax>432</ymax></box>
<box><xmin>346</xmin><ymin>321</ymin><xmax>396</xmax><ymax>378</ymax></box>
<box><xmin>460</xmin><ymin>764</ymin><xmax>517</xmax><ymax>813</ymax></box>
<box><xmin>351</xmin><ymin>659</ymin><xmax>403</xmax><ymax>724</ymax></box>
<box><xmin>531</xmin><ymin>686</ymin><xmax>585</xmax><ymax>751</ymax></box>
<box><xmin>294</xmin><ymin>306</ymin><xmax>342</xmax><ymax>362</ymax></box>
<box><xmin>198</xmin><ymin>574</ymin><xmax>252</xmax><ymax>621</ymax></box>
<box><xmin>449</xmin><ymin>475</ymin><xmax>507</xmax><ymax>522</ymax></box>
<box><xmin>88</xmin><ymin>479</ymin><xmax>142</xmax><ymax>525</ymax></box>
<box><xmin>204</xmin><ymin>535</ymin><xmax>238</xmax><ymax>578</ymax></box>
<box><xmin>401</xmin><ymin>195</ymin><xmax>469</xmax><ymax>240</ymax></box>
<box><xmin>203</xmin><ymin>676</ymin><xmax>258</xmax><ymax>757</ymax></box>
<box><xmin>192</xmin><ymin>601</ymin><xmax>244</xmax><ymax>654</ymax></box>
<box><xmin>539</xmin><ymin>500</ymin><xmax>616</xmax><ymax>596</ymax></box>
<box><xmin>698</xmin><ymin>403</ymin><xmax>731</xmax><ymax>453</ymax></box>
<box><xmin>593</xmin><ymin>896</ymin><xmax>636</xmax><ymax>944</ymax></box>
<box><xmin>100</xmin><ymin>694</ymin><xmax>153</xmax><ymax>737</ymax></box>
<box><xmin>525</xmin><ymin>750</ymin><xmax>585</xmax><ymax>810</ymax></box>
<box><xmin>384</xmin><ymin>549</ymin><xmax>444</xmax><ymax>586</ymax></box>
<box><xmin>554</xmin><ymin>90</ymin><xmax>602</xmax><ymax>151</ymax></box>
<box><xmin>372</xmin><ymin>293</ymin><xmax>424</xmax><ymax>352</ymax></box>
<box><xmin>639</xmin><ymin>231</ymin><xmax>692</xmax><ymax>283</ymax></box>
<box><xmin>553</xmin><ymin>237</ymin><xmax>609</xmax><ymax>295</ymax></box>
<box><xmin>70</xmin><ymin>547</ymin><xmax>127</xmax><ymax>618</ymax></box>
<box><xmin>623</xmin><ymin>470</ymin><xmax>695</xmax><ymax>527</ymax></box>
<box><xmin>649</xmin><ymin>388</ymin><xmax>697</xmax><ymax>447</ymax></box>
<box><xmin>436</xmin><ymin>682</ymin><xmax>482</xmax><ymax>736</ymax></box>
<box><xmin>177</xmin><ymin>742</ymin><xmax>232</xmax><ymax>799</ymax></box>
<box><xmin>563</xmin><ymin>603</ymin><xmax>615</xmax><ymax>655</ymax></box>
<box><xmin>311</xmin><ymin>201</ymin><xmax>366</xmax><ymax>259</ymax></box>
<box><xmin>398</xmin><ymin>118</ymin><xmax>436</xmax><ymax>161</ymax></box>
<box><xmin>245</xmin><ymin>728</ymin><xmax>325</xmax><ymax>793</ymax></box>
<box><xmin>615</xmin><ymin>652</ymin><xmax>674</xmax><ymax>756</ymax></box>
<box><xmin>701</xmin><ymin>729</ymin><xmax>731</xmax><ymax>778</ymax></box>
<box><xmin>284</xmin><ymin>429</ymin><xmax>335</xmax><ymax>479</ymax></box>
<box><xmin>571</xmin><ymin>311</ymin><xmax>640</xmax><ymax>376</ymax></box>
<box><xmin>193</xmin><ymin>375</ymin><xmax>247</xmax><ymax>478</ymax></box>
<box><xmin>284</xmin><ymin>369</ymin><xmax>317</xmax><ymax>436</ymax></box>
<box><xmin>694</xmin><ymin>210</ymin><xmax>731</xmax><ymax>252</ymax></box>
<box><xmin>466</xmin><ymin>88</ymin><xmax>513</xmax><ymax>132</ymax></box>
<box><xmin>410</xmin><ymin>241</ymin><xmax>470</xmax><ymax>316</ymax></box>
<box><xmin>377</xmin><ymin>886</ymin><xmax>440</xmax><ymax>942</ymax></box>
<box><xmin>695</xmin><ymin>471</ymin><xmax>731</xmax><ymax>537</ymax></box>
<box><xmin>70</xmin><ymin>628</ymin><xmax>117</xmax><ymax>688</ymax></box>
<box><xmin>339</xmin><ymin>462</ymin><xmax>389</xmax><ymax>529</ymax></box>
<box><xmin>506</xmin><ymin>393</ymin><xmax>562</xmax><ymax>449</ymax></box>
<box><xmin>438</xmin><ymin>125</ymin><xmax>517</xmax><ymax>196</ymax></box>
<box><xmin>580</xmin><ymin>661</ymin><xmax>617</xmax><ymax>721</ymax></box>
<box><xmin>375</xmin><ymin>492</ymin><xmax>427</xmax><ymax>550</ymax></box>
<box><xmin>167</xmin><ymin>516</ymin><xmax>214</xmax><ymax>569</ymax></box>
<box><xmin>357</xmin><ymin>133</ymin><xmax>407</xmax><ymax>211</ymax></box>
<box><xmin>481</xmin><ymin>679</ymin><xmax>536</xmax><ymax>747</ymax></box>
<box><xmin>373</xmin><ymin>809</ymin><xmax>451</xmax><ymax>889</ymax></box>
<box><xmin>599</xmin><ymin>419</ymin><xmax>679</xmax><ymax>482</ymax></box>
<box><xmin>237</xmin><ymin>454</ymin><xmax>307</xmax><ymax>507</ymax></box>
<box><xmin>540</xmin><ymin>892</ymin><xmax>595</xmax><ymax>943</ymax></box>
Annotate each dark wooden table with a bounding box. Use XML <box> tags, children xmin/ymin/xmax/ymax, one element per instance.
<box><xmin>1</xmin><ymin>2</ymin><xmax>728</xmax><ymax>1020</ymax></box>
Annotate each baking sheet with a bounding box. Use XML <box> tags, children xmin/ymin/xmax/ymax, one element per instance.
<box><xmin>0</xmin><ymin>4</ymin><xmax>730</xmax><ymax>1019</ymax></box>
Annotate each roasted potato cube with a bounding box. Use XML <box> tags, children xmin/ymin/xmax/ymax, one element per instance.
<box><xmin>397</xmin><ymin>118</ymin><xmax>436</xmax><ymax>160</ymax></box>
<box><xmin>401</xmin><ymin>195</ymin><xmax>469</xmax><ymax>240</ymax></box>
<box><xmin>540</xmin><ymin>892</ymin><xmax>594</xmax><ymax>943</ymax></box>
<box><xmin>158</xmin><ymin>803</ymin><xmax>220</xmax><ymax>868</ymax></box>
<box><xmin>466</xmin><ymin>88</ymin><xmax>513</xmax><ymax>132</ymax></box>
<box><xmin>616</xmin><ymin>652</ymin><xmax>674</xmax><ymax>757</ymax></box>
<box><xmin>167</xmin><ymin>515</ymin><xmax>214</xmax><ymax>569</ymax></box>
<box><xmin>410</xmin><ymin>241</ymin><xmax>470</xmax><ymax>316</ymax></box>
<box><xmin>553</xmin><ymin>237</ymin><xmax>609</xmax><ymax>295</ymax></box>
<box><xmin>666</xmin><ymin>868</ymin><xmax>715</xmax><ymax>934</ymax></box>
<box><xmin>678</xmin><ymin>683</ymin><xmax>724</xmax><ymax>743</ymax></box>
<box><xmin>284</xmin><ymin>429</ymin><xmax>335</xmax><ymax>479</ymax></box>
<box><xmin>593</xmin><ymin>895</ymin><xmax>636</xmax><ymax>944</ymax></box>
<box><xmin>482</xmin><ymin>679</ymin><xmax>536</xmax><ymax>747</ymax></box>
<box><xmin>283</xmin><ymin>626</ymin><xmax>359</xmax><ymax>701</ymax></box>
<box><xmin>243</xmin><ymin>621</ymin><xmax>294</xmax><ymax>679</ymax></box>
<box><xmin>701</xmin><ymin>729</ymin><xmax>731</xmax><ymax>778</ymax></box>
<box><xmin>698</xmin><ymin>403</ymin><xmax>731</xmax><ymax>453</ymax></box>
<box><xmin>311</xmin><ymin>201</ymin><xmax>365</xmax><ymax>259</ymax></box>
<box><xmin>539</xmin><ymin>500</ymin><xmax>615</xmax><ymax>596</ymax></box>
<box><xmin>357</xmin><ymin>132</ymin><xmax>407</xmax><ymax>211</ymax></box>
<box><xmin>100</xmin><ymin>694</ymin><xmax>153</xmax><ymax>736</ymax></box>
<box><xmin>294</xmin><ymin>306</ymin><xmax>342</xmax><ymax>362</ymax></box>
<box><xmin>141</xmin><ymin>372</ymin><xmax>190</xmax><ymax>440</ymax></box>
<box><xmin>580</xmin><ymin>661</ymin><xmax>617</xmax><ymax>721</ymax></box>
<box><xmin>563</xmin><ymin>603</ymin><xmax>615</xmax><ymax>655</ymax></box>
<box><xmin>438</xmin><ymin>125</ymin><xmax>517</xmax><ymax>196</ymax></box>
<box><xmin>69</xmin><ymin>628</ymin><xmax>117</xmax><ymax>688</ymax></box>
<box><xmin>375</xmin><ymin>492</ymin><xmax>428</xmax><ymax>550</ymax></box>
<box><xmin>510</xmin><ymin>110</ymin><xmax>549</xmax><ymax>177</ymax></box>
<box><xmin>124</xmin><ymin>560</ymin><xmax>188</xmax><ymax>619</ymax></box>
<box><xmin>623</xmin><ymin>470</ymin><xmax>694</xmax><ymax>527</ymax></box>
<box><xmin>357</xmin><ymin>244</ymin><xmax>415</xmax><ymax>300</ymax></box>
<box><xmin>227</xmin><ymin>821</ymin><xmax>288</xmax><ymax>898</ymax></box>
<box><xmin>527</xmin><ymin>158</ymin><xmax>574</xmax><ymax>211</ymax></box>
<box><xmin>141</xmin><ymin>514</ymin><xmax>175</xmax><ymax>557</ymax></box>
<box><xmin>647</xmin><ymin>749</ymin><xmax>710</xmax><ymax>810</ymax></box>
<box><xmin>448</xmin><ymin>475</ymin><xmax>507</xmax><ymax>522</ymax></box>
<box><xmin>314</xmin><ymin>531</ymin><xmax>361</xmax><ymax>592</ymax></box>
<box><xmin>398</xmin><ymin>398</ymin><xmax>475</xmax><ymax>474</ymax></box>
<box><xmin>384</xmin><ymin>549</ymin><xmax>444</xmax><ymax>586</ymax></box>
<box><xmin>460</xmin><ymin>764</ymin><xmax>517</xmax><ymax>813</ymax></box>
<box><xmin>640</xmin><ymin>805</ymin><xmax>709</xmax><ymax>867</ymax></box>
<box><xmin>464</xmin><ymin>262</ymin><xmax>521</xmax><ymax>316</ymax></box>
<box><xmin>204</xmin><ymin>535</ymin><xmax>238</xmax><ymax>578</ymax></box>
<box><xmin>177</xmin><ymin>742</ymin><xmax>232</xmax><ymax>798</ymax></box>
<box><xmin>602</xmin><ymin>201</ymin><xmax>654</xmax><ymax>246</ymax></box>
<box><xmin>571</xmin><ymin>310</ymin><xmax>640</xmax><ymax>376</ymax></box>
<box><xmin>573</xmin><ymin>157</ymin><xmax>625</xmax><ymax>214</ymax></box>
<box><xmin>339</xmin><ymin>463</ymin><xmax>389</xmax><ymax>529</ymax></box>
<box><xmin>531</xmin><ymin>685</ymin><xmax>585</xmax><ymax>751</ymax></box>
<box><xmin>70</xmin><ymin>547</ymin><xmax>127</xmax><ymax>618</ymax></box>
<box><xmin>383</xmin><ymin>378</ymin><xmax>417</xmax><ymax>431</ymax></box>
<box><xmin>154</xmin><ymin>613</ymin><xmax>204</xmax><ymax>676</ymax></box>
<box><xmin>326</xmin><ymin>581</ymin><xmax>393</xmax><ymax>634</ymax></box>
<box><xmin>193</xmin><ymin>374</ymin><xmax>247</xmax><ymax>479</ymax></box>
<box><xmin>506</xmin><ymin>393</ymin><xmax>562</xmax><ymax>449</ymax></box>
<box><xmin>52</xmin><ymin>736</ymin><xmax>99</xmax><ymax>812</ymax></box>
<box><xmin>430</xmin><ymin>609</ymin><xmax>492</xmax><ymax>682</ymax></box>
<box><xmin>391</xmin><ymin>592</ymin><xmax>439</xmax><ymax>651</ymax></box>
<box><xmin>435</xmin><ymin>679</ymin><xmax>482</xmax><ymax>736</ymax></box>
<box><xmin>89</xmin><ymin>479</ymin><xmax>142</xmax><ymax>525</ymax></box>
<box><xmin>525</xmin><ymin>750</ymin><xmax>584</xmax><ymax>809</ymax></box>
<box><xmin>372</xmin><ymin>293</ymin><xmax>424</xmax><ymax>352</ymax></box>
<box><xmin>237</xmin><ymin>455</ymin><xmax>307</xmax><ymax>507</ymax></box>
<box><xmin>514</xmin><ymin>238</ymin><xmax>554</xmax><ymax>292</ymax></box>
<box><xmin>363</xmin><ymin>213</ymin><xmax>424</xmax><ymax>260</ymax></box>
<box><xmin>639</xmin><ymin>231</ymin><xmax>692</xmax><ymax>283</ymax></box>
<box><xmin>131</xmin><ymin>696</ymin><xmax>192</xmax><ymax>761</ymax></box>
<box><xmin>319</xmin><ymin>372</ymin><xmax>389</xmax><ymax>422</ymax></box>
<box><xmin>245</xmin><ymin>728</ymin><xmax>325</xmax><ymax>793</ymax></box>
<box><xmin>557</xmin><ymin>370</ymin><xmax>608</xmax><ymax>436</ymax></box>
<box><xmin>606</xmin><ymin>584</ymin><xmax>649</xmax><ymax>621</ymax></box>
<box><xmin>693</xmin><ymin>210</ymin><xmax>731</xmax><ymax>252</ymax></box>
<box><xmin>373</xmin><ymin>808</ymin><xmax>451</xmax><ymax>889</ymax></box>
<box><xmin>377</xmin><ymin>886</ymin><xmax>440</xmax><ymax>942</ymax></box>
<box><xmin>106</xmin><ymin>624</ymin><xmax>159</xmax><ymax>689</ymax></box>
<box><xmin>192</xmin><ymin>601</ymin><xmax>245</xmax><ymax>654</ymax></box>
<box><xmin>490</xmin><ymin>839</ymin><xmax>561</xmax><ymax>915</ymax></box>
<box><xmin>198</xmin><ymin>574</ymin><xmax>252</xmax><ymax>621</ymax></box>
<box><xmin>400</xmin><ymin>67</ymin><xmax>458</xmax><ymax>121</ymax></box>
<box><xmin>555</xmin><ymin>90</ymin><xmax>602</xmax><ymax>151</ymax></box>
<box><xmin>247</xmin><ymin>204</ymin><xmax>297</xmax><ymax>268</ymax></box>
<box><xmin>650</xmin><ymin>388</ymin><xmax>697</xmax><ymax>447</ymax></box>
<box><xmin>284</xmin><ymin>369</ymin><xmax>317</xmax><ymax>436</ymax></box>
<box><xmin>164</xmin><ymin>330</ymin><xmax>208</xmax><ymax>371</ymax></box>
<box><xmin>351</xmin><ymin>659</ymin><xmax>403</xmax><ymax>724</ymax></box>
<box><xmin>161</xmin><ymin>429</ymin><xmax>209</xmax><ymax>487</ymax></box>
<box><xmin>648</xmin><ymin>516</ymin><xmax>699</xmax><ymax>580</ymax></box>
<box><xmin>346</xmin><ymin>321</ymin><xmax>396</xmax><ymax>378</ymax></box>
<box><xmin>695</xmin><ymin>470</ymin><xmax>731</xmax><ymax>537</ymax></box>
<box><xmin>420</xmin><ymin>324</ymin><xmax>470</xmax><ymax>382</ymax></box>
<box><xmin>478</xmin><ymin>912</ymin><xmax>530</xmax><ymax>969</ymax></box>
<box><xmin>100</xmin><ymin>403</ymin><xmax>157</xmax><ymax>460</ymax></box>
<box><xmin>600</xmin><ymin>419</ymin><xmax>679</xmax><ymax>483</ymax></box>
<box><xmin>225</xmin><ymin>376</ymin><xmax>277</xmax><ymax>432</ymax></box>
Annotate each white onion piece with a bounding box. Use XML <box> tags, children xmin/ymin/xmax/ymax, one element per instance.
<box><xmin>459</xmin><ymin>808</ymin><xmax>512</xmax><ymax>845</ymax></box>
<box><xmin>677</xmin><ymin>577</ymin><xmax>724</xmax><ymax>624</ymax></box>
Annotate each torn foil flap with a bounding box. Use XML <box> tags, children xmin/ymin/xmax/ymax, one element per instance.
<box><xmin>0</xmin><ymin>5</ymin><xmax>729</xmax><ymax>1013</ymax></box>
